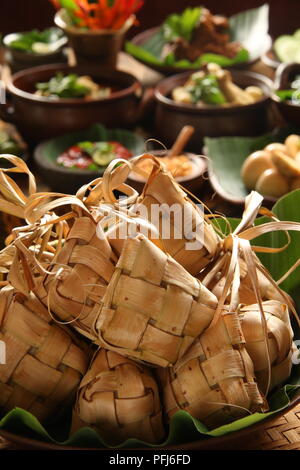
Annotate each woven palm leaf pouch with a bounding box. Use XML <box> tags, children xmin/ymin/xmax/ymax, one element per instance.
<box><xmin>102</xmin><ymin>154</ymin><xmax>220</xmax><ymax>276</ymax></box>
<box><xmin>72</xmin><ymin>348</ymin><xmax>165</xmax><ymax>445</ymax></box>
<box><xmin>94</xmin><ymin>234</ymin><xmax>218</xmax><ymax>367</ymax></box>
<box><xmin>0</xmin><ymin>284</ymin><xmax>89</xmax><ymax>423</ymax></box>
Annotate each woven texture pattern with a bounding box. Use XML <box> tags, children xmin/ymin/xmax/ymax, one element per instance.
<box><xmin>239</xmin><ymin>300</ymin><xmax>294</xmax><ymax>393</ymax></box>
<box><xmin>72</xmin><ymin>348</ymin><xmax>165</xmax><ymax>445</ymax></box>
<box><xmin>35</xmin><ymin>216</ymin><xmax>116</xmax><ymax>341</ymax></box>
<box><xmin>252</xmin><ymin>406</ymin><xmax>300</xmax><ymax>450</ymax></box>
<box><xmin>137</xmin><ymin>168</ymin><xmax>220</xmax><ymax>276</ymax></box>
<box><xmin>96</xmin><ymin>235</ymin><xmax>218</xmax><ymax>367</ymax></box>
<box><xmin>160</xmin><ymin>309</ymin><xmax>267</xmax><ymax>429</ymax></box>
<box><xmin>201</xmin><ymin>254</ymin><xmax>286</xmax><ymax>305</ymax></box>
<box><xmin>0</xmin><ymin>285</ymin><xmax>89</xmax><ymax>423</ymax></box>
<box><xmin>108</xmin><ymin>161</ymin><xmax>220</xmax><ymax>276</ymax></box>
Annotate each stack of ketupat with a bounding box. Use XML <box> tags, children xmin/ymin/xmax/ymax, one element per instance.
<box><xmin>0</xmin><ymin>154</ymin><xmax>298</xmax><ymax>446</ymax></box>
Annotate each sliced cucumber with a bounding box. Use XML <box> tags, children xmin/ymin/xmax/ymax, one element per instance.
<box><xmin>0</xmin><ymin>131</ymin><xmax>9</xmax><ymax>145</ymax></box>
<box><xmin>92</xmin><ymin>149</ymin><xmax>115</xmax><ymax>167</ymax></box>
<box><xmin>274</xmin><ymin>35</ymin><xmax>300</xmax><ymax>63</ymax></box>
<box><xmin>0</xmin><ymin>141</ymin><xmax>21</xmax><ymax>154</ymax></box>
<box><xmin>32</xmin><ymin>42</ymin><xmax>52</xmax><ymax>54</ymax></box>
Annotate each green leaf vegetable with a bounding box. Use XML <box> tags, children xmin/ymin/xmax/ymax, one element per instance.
<box><xmin>36</xmin><ymin>73</ymin><xmax>91</xmax><ymax>99</ymax></box>
<box><xmin>162</xmin><ymin>7</ymin><xmax>202</xmax><ymax>43</ymax></box>
<box><xmin>188</xmin><ymin>73</ymin><xmax>226</xmax><ymax>105</ymax></box>
<box><xmin>0</xmin><ymin>130</ymin><xmax>22</xmax><ymax>155</ymax></box>
<box><xmin>6</xmin><ymin>28</ymin><xmax>65</xmax><ymax>53</ymax></box>
<box><xmin>276</xmin><ymin>74</ymin><xmax>300</xmax><ymax>104</ymax></box>
<box><xmin>78</xmin><ymin>140</ymin><xmax>117</xmax><ymax>166</ymax></box>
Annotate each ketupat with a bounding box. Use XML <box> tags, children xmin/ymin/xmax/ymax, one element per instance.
<box><xmin>158</xmin><ymin>308</ymin><xmax>267</xmax><ymax>429</ymax></box>
<box><xmin>72</xmin><ymin>348</ymin><xmax>165</xmax><ymax>445</ymax></box>
<box><xmin>95</xmin><ymin>234</ymin><xmax>218</xmax><ymax>367</ymax></box>
<box><xmin>0</xmin><ymin>156</ymin><xmax>299</xmax><ymax>446</ymax></box>
<box><xmin>239</xmin><ymin>300</ymin><xmax>294</xmax><ymax>392</ymax></box>
<box><xmin>105</xmin><ymin>154</ymin><xmax>220</xmax><ymax>276</ymax></box>
<box><xmin>0</xmin><ymin>285</ymin><xmax>89</xmax><ymax>422</ymax></box>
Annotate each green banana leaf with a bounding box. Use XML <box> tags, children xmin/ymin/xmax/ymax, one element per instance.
<box><xmin>205</xmin><ymin>127</ymin><xmax>300</xmax><ymax>202</ymax></box>
<box><xmin>1</xmin><ymin>190</ymin><xmax>300</xmax><ymax>449</ymax></box>
<box><xmin>125</xmin><ymin>4</ymin><xmax>269</xmax><ymax>70</ymax></box>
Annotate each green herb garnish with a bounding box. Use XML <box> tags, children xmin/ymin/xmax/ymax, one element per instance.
<box><xmin>6</xmin><ymin>28</ymin><xmax>64</xmax><ymax>53</ymax></box>
<box><xmin>0</xmin><ymin>130</ymin><xmax>22</xmax><ymax>155</ymax></box>
<box><xmin>188</xmin><ymin>74</ymin><xmax>227</xmax><ymax>105</ymax></box>
<box><xmin>36</xmin><ymin>73</ymin><xmax>90</xmax><ymax>99</ymax></box>
<box><xmin>92</xmin><ymin>142</ymin><xmax>115</xmax><ymax>166</ymax></box>
<box><xmin>276</xmin><ymin>75</ymin><xmax>300</xmax><ymax>104</ymax></box>
<box><xmin>162</xmin><ymin>7</ymin><xmax>202</xmax><ymax>43</ymax></box>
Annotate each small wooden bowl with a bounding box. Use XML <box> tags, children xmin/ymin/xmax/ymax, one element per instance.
<box><xmin>208</xmin><ymin>163</ymin><xmax>277</xmax><ymax>209</ymax></box>
<box><xmin>0</xmin><ymin>391</ymin><xmax>299</xmax><ymax>449</ymax></box>
<box><xmin>129</xmin><ymin>27</ymin><xmax>271</xmax><ymax>76</ymax></box>
<box><xmin>33</xmin><ymin>123</ymin><xmax>145</xmax><ymax>193</ymax></box>
<box><xmin>271</xmin><ymin>63</ymin><xmax>300</xmax><ymax>127</ymax></box>
<box><xmin>126</xmin><ymin>150</ymin><xmax>207</xmax><ymax>195</ymax></box>
<box><xmin>3</xmin><ymin>31</ymin><xmax>68</xmax><ymax>73</ymax></box>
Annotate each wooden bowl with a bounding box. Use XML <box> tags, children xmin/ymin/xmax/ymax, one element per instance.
<box><xmin>129</xmin><ymin>27</ymin><xmax>271</xmax><ymax>76</ymax></box>
<box><xmin>208</xmin><ymin>162</ymin><xmax>276</xmax><ymax>209</ymax></box>
<box><xmin>3</xmin><ymin>31</ymin><xmax>68</xmax><ymax>73</ymax></box>
<box><xmin>0</xmin><ymin>392</ymin><xmax>299</xmax><ymax>449</ymax></box>
<box><xmin>126</xmin><ymin>150</ymin><xmax>207</xmax><ymax>195</ymax></box>
<box><xmin>261</xmin><ymin>48</ymin><xmax>281</xmax><ymax>70</ymax></box>
<box><xmin>4</xmin><ymin>64</ymin><xmax>144</xmax><ymax>144</ymax></box>
<box><xmin>271</xmin><ymin>63</ymin><xmax>300</xmax><ymax>127</ymax></box>
<box><xmin>203</xmin><ymin>126</ymin><xmax>300</xmax><ymax>208</ymax></box>
<box><xmin>154</xmin><ymin>71</ymin><xmax>273</xmax><ymax>151</ymax></box>
<box><xmin>33</xmin><ymin>123</ymin><xmax>145</xmax><ymax>193</ymax></box>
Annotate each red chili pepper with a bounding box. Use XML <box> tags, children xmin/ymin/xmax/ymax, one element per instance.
<box><xmin>52</xmin><ymin>0</ymin><xmax>143</xmax><ymax>30</ymax></box>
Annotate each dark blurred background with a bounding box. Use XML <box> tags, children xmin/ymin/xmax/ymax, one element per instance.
<box><xmin>0</xmin><ymin>0</ymin><xmax>299</xmax><ymax>39</ymax></box>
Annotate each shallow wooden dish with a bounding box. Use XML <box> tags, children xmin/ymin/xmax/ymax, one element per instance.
<box><xmin>1</xmin><ymin>392</ymin><xmax>299</xmax><ymax>450</ymax></box>
<box><xmin>129</xmin><ymin>27</ymin><xmax>271</xmax><ymax>76</ymax></box>
<box><xmin>208</xmin><ymin>163</ymin><xmax>276</xmax><ymax>208</ymax></box>
<box><xmin>34</xmin><ymin>123</ymin><xmax>145</xmax><ymax>193</ymax></box>
<box><xmin>3</xmin><ymin>31</ymin><xmax>68</xmax><ymax>73</ymax></box>
<box><xmin>127</xmin><ymin>150</ymin><xmax>207</xmax><ymax>195</ymax></box>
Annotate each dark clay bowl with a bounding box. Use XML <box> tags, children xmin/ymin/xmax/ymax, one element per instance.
<box><xmin>5</xmin><ymin>64</ymin><xmax>143</xmax><ymax>144</ymax></box>
<box><xmin>154</xmin><ymin>70</ymin><xmax>273</xmax><ymax>151</ymax></box>
<box><xmin>271</xmin><ymin>62</ymin><xmax>300</xmax><ymax>127</ymax></box>
<box><xmin>127</xmin><ymin>150</ymin><xmax>207</xmax><ymax>195</ymax></box>
<box><xmin>3</xmin><ymin>32</ymin><xmax>68</xmax><ymax>73</ymax></box>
